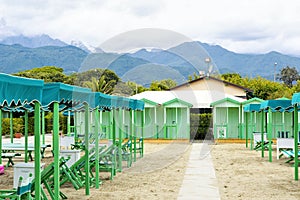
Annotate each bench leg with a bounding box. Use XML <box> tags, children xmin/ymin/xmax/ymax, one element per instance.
<box><xmin>8</xmin><ymin>158</ymin><xmax>14</xmax><ymax>167</ymax></box>
<box><xmin>4</xmin><ymin>157</ymin><xmax>14</xmax><ymax>167</ymax></box>
<box><xmin>41</xmin><ymin>148</ymin><xmax>46</xmax><ymax>158</ymax></box>
<box><xmin>28</xmin><ymin>151</ymin><xmax>33</xmax><ymax>161</ymax></box>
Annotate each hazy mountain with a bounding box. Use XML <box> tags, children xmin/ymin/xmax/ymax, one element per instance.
<box><xmin>1</xmin><ymin>39</ymin><xmax>300</xmax><ymax>85</ymax></box>
<box><xmin>122</xmin><ymin>63</ymin><xmax>185</xmax><ymax>87</ymax></box>
<box><xmin>198</xmin><ymin>42</ymin><xmax>300</xmax><ymax>79</ymax></box>
<box><xmin>0</xmin><ymin>34</ymin><xmax>68</xmax><ymax>48</ymax></box>
<box><xmin>0</xmin><ymin>44</ymin><xmax>87</xmax><ymax>73</ymax></box>
<box><xmin>132</xmin><ymin>41</ymin><xmax>300</xmax><ymax>80</ymax></box>
<box><xmin>80</xmin><ymin>53</ymin><xmax>150</xmax><ymax>77</ymax></box>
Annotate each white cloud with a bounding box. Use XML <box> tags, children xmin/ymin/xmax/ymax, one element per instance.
<box><xmin>1</xmin><ymin>0</ymin><xmax>300</xmax><ymax>55</ymax></box>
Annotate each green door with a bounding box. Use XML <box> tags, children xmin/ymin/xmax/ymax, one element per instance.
<box><xmin>228</xmin><ymin>107</ymin><xmax>239</xmax><ymax>138</ymax></box>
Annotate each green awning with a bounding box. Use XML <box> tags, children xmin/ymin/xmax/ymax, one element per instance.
<box><xmin>133</xmin><ymin>99</ymin><xmax>145</xmax><ymax>111</ymax></box>
<box><xmin>96</xmin><ymin>92</ymin><xmax>112</xmax><ymax>109</ymax></box>
<box><xmin>244</xmin><ymin>104</ymin><xmax>261</xmax><ymax>112</ymax></box>
<box><xmin>42</xmin><ymin>83</ymin><xmax>95</xmax><ymax>110</ymax></box>
<box><xmin>260</xmin><ymin>99</ymin><xmax>292</xmax><ymax>112</ymax></box>
<box><xmin>0</xmin><ymin>73</ymin><xmax>44</xmax><ymax>107</ymax></box>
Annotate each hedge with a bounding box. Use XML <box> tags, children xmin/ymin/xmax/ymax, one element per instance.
<box><xmin>190</xmin><ymin>113</ymin><xmax>212</xmax><ymax>140</ymax></box>
<box><xmin>1</xmin><ymin>113</ymin><xmax>67</xmax><ymax>136</ymax></box>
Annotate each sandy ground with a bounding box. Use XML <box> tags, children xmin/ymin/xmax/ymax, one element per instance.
<box><xmin>1</xmin><ymin>136</ymin><xmax>300</xmax><ymax>199</ymax></box>
<box><xmin>0</xmin><ymin>136</ymin><xmax>191</xmax><ymax>200</ymax></box>
<box><xmin>210</xmin><ymin>143</ymin><xmax>300</xmax><ymax>200</ymax></box>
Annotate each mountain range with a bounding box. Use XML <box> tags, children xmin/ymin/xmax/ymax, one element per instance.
<box><xmin>1</xmin><ymin>34</ymin><xmax>300</xmax><ymax>85</ymax></box>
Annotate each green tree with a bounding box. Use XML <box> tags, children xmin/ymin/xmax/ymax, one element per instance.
<box><xmin>125</xmin><ymin>81</ymin><xmax>147</xmax><ymax>95</ymax></box>
<box><xmin>221</xmin><ymin>73</ymin><xmax>293</xmax><ymax>100</ymax></box>
<box><xmin>193</xmin><ymin>72</ymin><xmax>200</xmax><ymax>80</ymax></box>
<box><xmin>71</xmin><ymin>68</ymin><xmax>119</xmax><ymax>88</ymax></box>
<box><xmin>149</xmin><ymin>79</ymin><xmax>177</xmax><ymax>91</ymax></box>
<box><xmin>161</xmin><ymin>79</ymin><xmax>177</xmax><ymax>89</ymax></box>
<box><xmin>112</xmin><ymin>82</ymin><xmax>133</xmax><ymax>96</ymax></box>
<box><xmin>13</xmin><ymin>66</ymin><xmax>71</xmax><ymax>83</ymax></box>
<box><xmin>83</xmin><ymin>76</ymin><xmax>116</xmax><ymax>94</ymax></box>
<box><xmin>247</xmin><ymin>77</ymin><xmax>292</xmax><ymax>99</ymax></box>
<box><xmin>221</xmin><ymin>73</ymin><xmax>242</xmax><ymax>84</ymax></box>
<box><xmin>278</xmin><ymin>66</ymin><xmax>300</xmax><ymax>87</ymax></box>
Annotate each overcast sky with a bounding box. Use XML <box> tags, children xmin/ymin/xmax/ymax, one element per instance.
<box><xmin>1</xmin><ymin>0</ymin><xmax>300</xmax><ymax>55</ymax></box>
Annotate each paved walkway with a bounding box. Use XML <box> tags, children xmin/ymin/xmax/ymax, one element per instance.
<box><xmin>178</xmin><ymin>143</ymin><xmax>221</xmax><ymax>200</ymax></box>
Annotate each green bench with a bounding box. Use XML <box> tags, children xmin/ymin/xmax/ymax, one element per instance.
<box><xmin>1</xmin><ymin>152</ymin><xmax>21</xmax><ymax>167</ymax></box>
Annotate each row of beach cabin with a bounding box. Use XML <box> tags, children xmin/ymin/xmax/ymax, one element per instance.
<box><xmin>210</xmin><ymin>97</ymin><xmax>298</xmax><ymax>140</ymax></box>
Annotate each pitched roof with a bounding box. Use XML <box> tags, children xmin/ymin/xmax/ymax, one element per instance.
<box><xmin>170</xmin><ymin>75</ymin><xmax>252</xmax><ymax>92</ymax></box>
<box><xmin>210</xmin><ymin>97</ymin><xmax>245</xmax><ymax>107</ymax></box>
<box><xmin>241</xmin><ymin>97</ymin><xmax>264</xmax><ymax>105</ymax></box>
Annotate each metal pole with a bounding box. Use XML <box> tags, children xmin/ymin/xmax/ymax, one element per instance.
<box><xmin>10</xmin><ymin>111</ymin><xmax>13</xmax><ymax>143</ymax></box>
<box><xmin>34</xmin><ymin>102</ymin><xmax>41</xmax><ymax>200</ymax></box>
<box><xmin>42</xmin><ymin>110</ymin><xmax>45</xmax><ymax>145</ymax></box>
<box><xmin>250</xmin><ymin>112</ymin><xmax>253</xmax><ymax>150</ymax></box>
<box><xmin>67</xmin><ymin>110</ymin><xmax>71</xmax><ymax>136</ymax></box>
<box><xmin>261</xmin><ymin>111</ymin><xmax>265</xmax><ymax>158</ymax></box>
<box><xmin>133</xmin><ymin>110</ymin><xmax>137</xmax><ymax>162</ymax></box>
<box><xmin>53</xmin><ymin>102</ymin><xmax>60</xmax><ymax>199</ymax></box>
<box><xmin>84</xmin><ymin>103</ymin><xmax>90</xmax><ymax>195</ymax></box>
<box><xmin>268</xmin><ymin>109</ymin><xmax>272</xmax><ymax>162</ymax></box>
<box><xmin>118</xmin><ymin>109</ymin><xmax>122</xmax><ymax>172</ymax></box>
<box><xmin>141</xmin><ymin>110</ymin><xmax>144</xmax><ymax>157</ymax></box>
<box><xmin>294</xmin><ymin>104</ymin><xmax>299</xmax><ymax>180</ymax></box>
<box><xmin>245</xmin><ymin>112</ymin><xmax>248</xmax><ymax>148</ymax></box>
<box><xmin>24</xmin><ymin>110</ymin><xmax>28</xmax><ymax>163</ymax></box>
<box><xmin>95</xmin><ymin>108</ymin><xmax>100</xmax><ymax>188</ymax></box>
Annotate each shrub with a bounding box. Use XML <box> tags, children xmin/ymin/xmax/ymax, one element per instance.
<box><xmin>1</xmin><ymin>118</ymin><xmax>24</xmax><ymax>135</ymax></box>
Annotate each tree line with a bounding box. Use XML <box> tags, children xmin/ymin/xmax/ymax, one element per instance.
<box><xmin>221</xmin><ymin>66</ymin><xmax>300</xmax><ymax>99</ymax></box>
<box><xmin>13</xmin><ymin>66</ymin><xmax>177</xmax><ymax>96</ymax></box>
<box><xmin>12</xmin><ymin>65</ymin><xmax>300</xmax><ymax>100</ymax></box>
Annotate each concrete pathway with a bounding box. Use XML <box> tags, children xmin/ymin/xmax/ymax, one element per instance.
<box><xmin>178</xmin><ymin>143</ymin><xmax>221</xmax><ymax>200</ymax></box>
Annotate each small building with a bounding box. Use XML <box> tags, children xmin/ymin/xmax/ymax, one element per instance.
<box><xmin>170</xmin><ymin>76</ymin><xmax>252</xmax><ymax>112</ymax></box>
<box><xmin>210</xmin><ymin>97</ymin><xmax>246</xmax><ymax>138</ymax></box>
<box><xmin>131</xmin><ymin>91</ymin><xmax>192</xmax><ymax>139</ymax></box>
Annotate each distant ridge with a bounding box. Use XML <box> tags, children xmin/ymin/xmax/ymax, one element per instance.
<box><xmin>1</xmin><ymin>34</ymin><xmax>300</xmax><ymax>84</ymax></box>
<box><xmin>0</xmin><ymin>44</ymin><xmax>87</xmax><ymax>74</ymax></box>
<box><xmin>0</xmin><ymin>34</ymin><xmax>67</xmax><ymax>48</ymax></box>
